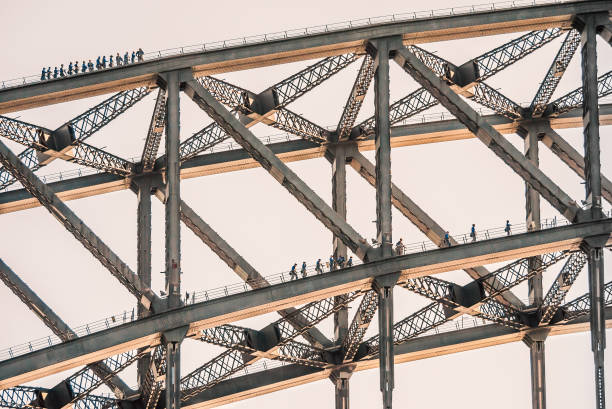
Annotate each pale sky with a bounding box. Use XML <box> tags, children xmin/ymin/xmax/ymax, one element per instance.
<box><xmin>0</xmin><ymin>0</ymin><xmax>611</xmax><ymax>408</ymax></box>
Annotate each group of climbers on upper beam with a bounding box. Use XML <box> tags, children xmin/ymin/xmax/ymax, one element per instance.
<box><xmin>40</xmin><ymin>48</ymin><xmax>144</xmax><ymax>81</ymax></box>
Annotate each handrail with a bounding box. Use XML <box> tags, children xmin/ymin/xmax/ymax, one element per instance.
<box><xmin>1</xmin><ymin>212</ymin><xmax>607</xmax><ymax>362</ymax></box>
<box><xmin>0</xmin><ymin>0</ymin><xmax>569</xmax><ymax>90</ymax></box>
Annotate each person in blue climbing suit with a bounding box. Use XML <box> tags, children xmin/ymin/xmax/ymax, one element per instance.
<box><xmin>68</xmin><ymin>62</ymin><xmax>73</xmax><ymax>75</ymax></box>
<box><xmin>59</xmin><ymin>64</ymin><xmax>65</xmax><ymax>77</ymax></box>
<box><xmin>46</xmin><ymin>67</ymin><xmax>51</xmax><ymax>79</ymax></box>
<box><xmin>40</xmin><ymin>68</ymin><xmax>46</xmax><ymax>81</ymax></box>
<box><xmin>470</xmin><ymin>223</ymin><xmax>477</xmax><ymax>242</ymax></box>
<box><xmin>347</xmin><ymin>256</ymin><xmax>353</xmax><ymax>267</ymax></box>
<box><xmin>329</xmin><ymin>255</ymin><xmax>335</xmax><ymax>271</ymax></box>
<box><xmin>124</xmin><ymin>51</ymin><xmax>129</xmax><ymax>65</ymax></box>
<box><xmin>315</xmin><ymin>259</ymin><xmax>323</xmax><ymax>274</ymax></box>
<box><xmin>337</xmin><ymin>255</ymin><xmax>345</xmax><ymax>269</ymax></box>
<box><xmin>53</xmin><ymin>67</ymin><xmax>58</xmax><ymax>78</ymax></box>
<box><xmin>290</xmin><ymin>263</ymin><xmax>298</xmax><ymax>281</ymax></box>
<box><xmin>96</xmin><ymin>56</ymin><xmax>101</xmax><ymax>70</ymax></box>
<box><xmin>102</xmin><ymin>55</ymin><xmax>107</xmax><ymax>68</ymax></box>
<box><xmin>116</xmin><ymin>53</ymin><xmax>122</xmax><ymax>66</ymax></box>
<box><xmin>504</xmin><ymin>220</ymin><xmax>512</xmax><ymax>235</ymax></box>
<box><xmin>109</xmin><ymin>55</ymin><xmax>114</xmax><ymax>68</ymax></box>
<box><xmin>395</xmin><ymin>238</ymin><xmax>405</xmax><ymax>255</ymax></box>
<box><xmin>137</xmin><ymin>48</ymin><xmax>144</xmax><ymax>62</ymax></box>
<box><xmin>74</xmin><ymin>61</ymin><xmax>79</xmax><ymax>74</ymax></box>
<box><xmin>301</xmin><ymin>261</ymin><xmax>307</xmax><ymax>278</ymax></box>
<box><xmin>443</xmin><ymin>231</ymin><xmax>451</xmax><ymax>247</ymax></box>
<box><xmin>131</xmin><ymin>51</ymin><xmax>136</xmax><ymax>64</ymax></box>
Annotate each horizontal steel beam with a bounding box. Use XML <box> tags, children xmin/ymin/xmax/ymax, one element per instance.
<box><xmin>0</xmin><ymin>1</ymin><xmax>607</xmax><ymax>113</ymax></box>
<box><xmin>180</xmin><ymin>307</ymin><xmax>612</xmax><ymax>409</ymax></box>
<box><xmin>2</xmin><ymin>104</ymin><xmax>610</xmax><ymax>216</ymax></box>
<box><xmin>0</xmin><ymin>219</ymin><xmax>609</xmax><ymax>388</ymax></box>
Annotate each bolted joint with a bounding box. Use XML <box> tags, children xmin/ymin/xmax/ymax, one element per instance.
<box><xmin>36</xmin><ymin>124</ymin><xmax>76</xmax><ymax>165</ymax></box>
<box><xmin>581</xmin><ymin>234</ymin><xmax>610</xmax><ymax>252</ymax></box>
<box><xmin>454</xmin><ymin>280</ymin><xmax>486</xmax><ymax>308</ymax></box>
<box><xmin>522</xmin><ymin>328</ymin><xmax>551</xmax><ymax>347</ymax></box>
<box><xmin>373</xmin><ymin>272</ymin><xmax>401</xmax><ymax>292</ymax></box>
<box><xmin>516</xmin><ymin>120</ymin><xmax>550</xmax><ymax>140</ymax></box>
<box><xmin>162</xmin><ymin>326</ymin><xmax>188</xmax><ymax>345</ymax></box>
<box><xmin>366</xmin><ymin>36</ymin><xmax>404</xmax><ymax>61</ymax></box>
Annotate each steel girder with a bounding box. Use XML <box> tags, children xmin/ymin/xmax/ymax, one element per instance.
<box><xmin>176</xmin><ymin>198</ymin><xmax>331</xmax><ymax>348</ymax></box>
<box><xmin>357</xmin><ymin>29</ymin><xmax>563</xmax><ymax>136</ymax></box>
<box><xmin>173</xmin><ymin>54</ymin><xmax>356</xmax><ymax>162</ymax></box>
<box><xmin>271</xmin><ymin>54</ymin><xmax>358</xmax><ymax>106</ymax></box>
<box><xmin>559</xmin><ymin>280</ymin><xmax>612</xmax><ymax>323</ymax></box>
<box><xmin>547</xmin><ymin>70</ymin><xmax>612</xmax><ymax>116</ymax></box>
<box><xmin>182</xmin><ymin>78</ymin><xmax>372</xmax><ymax>260</ymax></box>
<box><xmin>341</xmin><ymin>290</ymin><xmax>378</xmax><ymax>362</ymax></box>
<box><xmin>1</xmin><ymin>218</ymin><xmax>611</xmax><ymax>389</ymax></box>
<box><xmin>469</xmin><ymin>82</ymin><xmax>524</xmax><ymax>120</ymax></box>
<box><xmin>336</xmin><ymin>54</ymin><xmax>375</xmax><ymax>140</ymax></box>
<box><xmin>0</xmin><ymin>137</ymin><xmax>160</xmax><ymax>312</ymax></box>
<box><xmin>540</xmin><ymin>124</ymin><xmax>612</xmax><ymax>205</ymax></box>
<box><xmin>530</xmin><ymin>29</ymin><xmax>581</xmax><ymax>117</ymax></box>
<box><xmin>394</xmin><ymin>46</ymin><xmax>581</xmax><ymax>221</ymax></box>
<box><xmin>0</xmin><ymin>260</ymin><xmax>133</xmax><ymax>399</ymax></box>
<box><xmin>0</xmin><ymin>88</ymin><xmax>149</xmax><ymax>190</ymax></box>
<box><xmin>141</xmin><ymin>88</ymin><xmax>167</xmax><ymax>171</ymax></box>
<box><xmin>540</xmin><ymin>251</ymin><xmax>588</xmax><ymax>325</ymax></box>
<box><xmin>140</xmin><ymin>345</ymin><xmax>167</xmax><ymax>409</ymax></box>
<box><xmin>180</xmin><ymin>293</ymin><xmax>358</xmax><ymax>400</ymax></box>
<box><xmin>347</xmin><ymin>149</ymin><xmax>524</xmax><ymax>308</ymax></box>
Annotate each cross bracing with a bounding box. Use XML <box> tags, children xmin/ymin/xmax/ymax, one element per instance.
<box><xmin>0</xmin><ymin>2</ymin><xmax>611</xmax><ymax>409</ymax></box>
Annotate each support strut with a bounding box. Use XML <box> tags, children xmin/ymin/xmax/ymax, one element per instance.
<box><xmin>578</xmin><ymin>14</ymin><xmax>606</xmax><ymax>409</ymax></box>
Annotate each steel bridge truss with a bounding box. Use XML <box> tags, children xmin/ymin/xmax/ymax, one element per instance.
<box><xmin>0</xmin><ymin>3</ymin><xmax>611</xmax><ymax>409</ymax></box>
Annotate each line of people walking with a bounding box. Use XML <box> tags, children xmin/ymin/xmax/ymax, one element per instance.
<box><xmin>40</xmin><ymin>48</ymin><xmax>144</xmax><ymax>81</ymax></box>
<box><xmin>442</xmin><ymin>220</ymin><xmax>513</xmax><ymax>247</ymax></box>
<box><xmin>289</xmin><ymin>255</ymin><xmax>354</xmax><ymax>280</ymax></box>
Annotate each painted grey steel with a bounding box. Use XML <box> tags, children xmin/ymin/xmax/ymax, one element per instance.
<box><xmin>0</xmin><ymin>137</ymin><xmax>160</xmax><ymax>312</ymax></box>
<box><xmin>332</xmin><ymin>145</ymin><xmax>349</xmax><ymax>347</ymax></box>
<box><xmin>182</xmin><ymin>78</ymin><xmax>372</xmax><ymax>261</ymax></box>
<box><xmin>0</xmin><ymin>260</ymin><xmax>133</xmax><ymax>399</ymax></box>
<box><xmin>135</xmin><ymin>177</ymin><xmax>153</xmax><ymax>391</ymax></box>
<box><xmin>176</xmin><ymin>198</ymin><xmax>331</xmax><ymax>348</ymax></box>
<box><xmin>579</xmin><ymin>14</ymin><xmax>606</xmax><ymax>409</ymax></box>
<box><xmin>1</xmin><ymin>1</ymin><xmax>610</xmax><ymax>113</ymax></box>
<box><xmin>347</xmin><ymin>149</ymin><xmax>524</xmax><ymax>308</ymax></box>
<box><xmin>393</xmin><ymin>47</ymin><xmax>581</xmax><ymax>222</ymax></box>
<box><xmin>539</xmin><ymin>124</ymin><xmax>612</xmax><ymax>204</ymax></box>
<box><xmin>1</xmin><ymin>219</ymin><xmax>609</xmax><ymax>388</ymax></box>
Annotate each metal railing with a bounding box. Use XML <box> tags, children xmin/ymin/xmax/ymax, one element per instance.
<box><xmin>0</xmin><ymin>0</ymin><xmax>569</xmax><ymax>90</ymax></box>
<box><xmin>1</xmin><ymin>212</ymin><xmax>606</xmax><ymax>362</ymax></box>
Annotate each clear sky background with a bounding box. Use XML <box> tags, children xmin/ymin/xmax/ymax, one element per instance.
<box><xmin>0</xmin><ymin>0</ymin><xmax>611</xmax><ymax>408</ymax></box>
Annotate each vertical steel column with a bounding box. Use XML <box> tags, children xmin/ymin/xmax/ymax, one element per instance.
<box><xmin>524</xmin><ymin>126</ymin><xmax>543</xmax><ymax>305</ymax></box>
<box><xmin>332</xmin><ymin>145</ymin><xmax>349</xmax><ymax>408</ymax></box>
<box><xmin>165</xmin><ymin>71</ymin><xmax>181</xmax><ymax>309</ymax></box>
<box><xmin>529</xmin><ymin>338</ymin><xmax>547</xmax><ymax>409</ymax></box>
<box><xmin>374</xmin><ymin>41</ymin><xmax>393</xmax><ymax>258</ymax></box>
<box><xmin>580</xmin><ymin>15</ymin><xmax>606</xmax><ymax>409</ymax></box>
<box><xmin>333</xmin><ymin>144</ymin><xmax>349</xmax><ymax>343</ymax></box>
<box><xmin>164</xmin><ymin>71</ymin><xmax>182</xmax><ymax>409</ymax></box>
<box><xmin>333</xmin><ymin>371</ymin><xmax>350</xmax><ymax>409</ymax></box>
<box><xmin>374</xmin><ymin>276</ymin><xmax>397</xmax><ymax>409</ymax></box>
<box><xmin>522</xmin><ymin>124</ymin><xmax>546</xmax><ymax>409</ymax></box>
<box><xmin>136</xmin><ymin>177</ymin><xmax>152</xmax><ymax>390</ymax></box>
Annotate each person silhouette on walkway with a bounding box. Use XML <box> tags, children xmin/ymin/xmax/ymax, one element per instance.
<box><xmin>290</xmin><ymin>263</ymin><xmax>298</xmax><ymax>280</ymax></box>
<box><xmin>470</xmin><ymin>224</ymin><xmax>477</xmax><ymax>242</ymax></box>
<box><xmin>41</xmin><ymin>68</ymin><xmax>46</xmax><ymax>81</ymax></box>
<box><xmin>443</xmin><ymin>231</ymin><xmax>451</xmax><ymax>247</ymax></box>
<box><xmin>53</xmin><ymin>67</ymin><xmax>58</xmax><ymax>78</ymax></box>
<box><xmin>137</xmin><ymin>48</ymin><xmax>144</xmax><ymax>62</ymax></box>
<box><xmin>315</xmin><ymin>259</ymin><xmax>323</xmax><ymax>274</ymax></box>
<box><xmin>301</xmin><ymin>262</ymin><xmax>307</xmax><ymax>278</ymax></box>
<box><xmin>46</xmin><ymin>67</ymin><xmax>51</xmax><ymax>79</ymax></box>
<box><xmin>505</xmin><ymin>220</ymin><xmax>512</xmax><ymax>235</ymax></box>
<box><xmin>59</xmin><ymin>64</ymin><xmax>65</xmax><ymax>77</ymax></box>
<box><xmin>347</xmin><ymin>256</ymin><xmax>353</xmax><ymax>267</ymax></box>
<box><xmin>395</xmin><ymin>238</ymin><xmax>405</xmax><ymax>255</ymax></box>
<box><xmin>68</xmin><ymin>62</ymin><xmax>73</xmax><ymax>75</ymax></box>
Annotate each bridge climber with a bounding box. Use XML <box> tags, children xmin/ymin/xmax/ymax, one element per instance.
<box><xmin>0</xmin><ymin>2</ymin><xmax>611</xmax><ymax>409</ymax></box>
